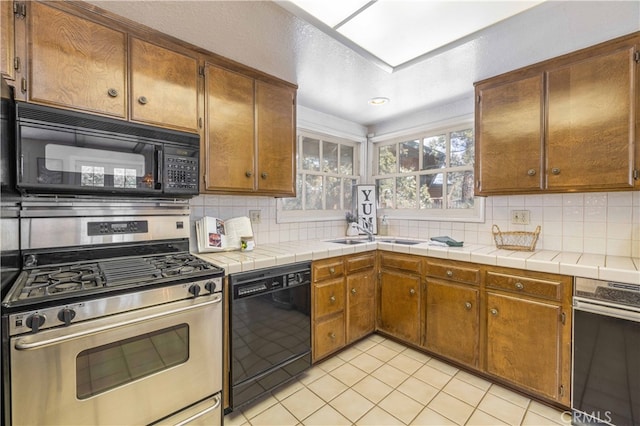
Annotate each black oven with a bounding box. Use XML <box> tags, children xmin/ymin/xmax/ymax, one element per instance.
<box><xmin>229</xmin><ymin>262</ymin><xmax>311</xmax><ymax>410</ymax></box>
<box><xmin>572</xmin><ymin>277</ymin><xmax>640</xmax><ymax>425</ymax></box>
<box><xmin>16</xmin><ymin>102</ymin><xmax>199</xmax><ymax>197</ymax></box>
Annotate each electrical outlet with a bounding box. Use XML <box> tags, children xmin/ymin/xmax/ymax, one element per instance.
<box><xmin>249</xmin><ymin>210</ymin><xmax>261</xmax><ymax>224</ymax></box>
<box><xmin>511</xmin><ymin>210</ymin><xmax>530</xmax><ymax>225</ymax></box>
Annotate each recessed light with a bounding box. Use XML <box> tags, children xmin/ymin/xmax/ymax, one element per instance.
<box><xmin>369</xmin><ymin>97</ymin><xmax>389</xmax><ymax>106</ymax></box>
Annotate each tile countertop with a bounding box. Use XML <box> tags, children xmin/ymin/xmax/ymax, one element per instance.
<box><xmin>194</xmin><ymin>239</ymin><xmax>640</xmax><ymax>285</ymax></box>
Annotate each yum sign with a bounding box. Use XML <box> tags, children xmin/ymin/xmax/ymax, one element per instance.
<box><xmin>356</xmin><ymin>185</ymin><xmax>377</xmax><ymax>234</ymax></box>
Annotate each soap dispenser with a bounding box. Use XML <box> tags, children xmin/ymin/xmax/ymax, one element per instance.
<box><xmin>378</xmin><ymin>215</ymin><xmax>389</xmax><ymax>236</ymax></box>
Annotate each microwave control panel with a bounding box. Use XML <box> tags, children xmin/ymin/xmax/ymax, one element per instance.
<box><xmin>165</xmin><ymin>154</ymin><xmax>198</xmax><ymax>192</ymax></box>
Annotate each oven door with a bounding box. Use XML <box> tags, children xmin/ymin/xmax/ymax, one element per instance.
<box><xmin>572</xmin><ymin>298</ymin><xmax>640</xmax><ymax>425</ymax></box>
<box><xmin>9</xmin><ymin>295</ymin><xmax>222</xmax><ymax>426</ymax></box>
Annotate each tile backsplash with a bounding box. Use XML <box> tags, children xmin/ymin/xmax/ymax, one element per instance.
<box><xmin>190</xmin><ymin>191</ymin><xmax>640</xmax><ymax>258</ymax></box>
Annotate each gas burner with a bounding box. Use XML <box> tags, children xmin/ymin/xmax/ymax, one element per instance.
<box><xmin>163</xmin><ymin>265</ymin><xmax>196</xmax><ymax>277</ymax></box>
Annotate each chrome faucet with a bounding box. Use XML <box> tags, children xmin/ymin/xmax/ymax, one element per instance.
<box><xmin>356</xmin><ymin>221</ymin><xmax>375</xmax><ymax>242</ymax></box>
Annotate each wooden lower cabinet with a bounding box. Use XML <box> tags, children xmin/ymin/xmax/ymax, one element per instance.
<box><xmin>314</xmin><ymin>312</ymin><xmax>346</xmax><ymax>361</ymax></box>
<box><xmin>425</xmin><ymin>280</ymin><xmax>479</xmax><ymax>367</ymax></box>
<box><xmin>484</xmin><ymin>269</ymin><xmax>572</xmax><ymax>407</ymax></box>
<box><xmin>377</xmin><ymin>253</ymin><xmax>423</xmax><ymax>346</ymax></box>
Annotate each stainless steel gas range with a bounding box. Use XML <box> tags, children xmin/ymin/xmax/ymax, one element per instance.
<box><xmin>1</xmin><ymin>198</ymin><xmax>224</xmax><ymax>426</ymax></box>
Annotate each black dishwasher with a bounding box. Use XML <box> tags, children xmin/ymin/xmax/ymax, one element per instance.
<box><xmin>229</xmin><ymin>262</ymin><xmax>311</xmax><ymax>410</ymax></box>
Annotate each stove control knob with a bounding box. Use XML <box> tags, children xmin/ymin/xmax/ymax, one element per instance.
<box><xmin>57</xmin><ymin>308</ymin><xmax>77</xmax><ymax>326</ymax></box>
<box><xmin>26</xmin><ymin>314</ymin><xmax>46</xmax><ymax>333</ymax></box>
<box><xmin>205</xmin><ymin>281</ymin><xmax>217</xmax><ymax>293</ymax></box>
<box><xmin>188</xmin><ymin>284</ymin><xmax>201</xmax><ymax>297</ymax></box>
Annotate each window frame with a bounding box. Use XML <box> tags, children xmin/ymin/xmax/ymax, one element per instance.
<box><xmin>277</xmin><ymin>130</ymin><xmax>363</xmax><ymax>223</ymax></box>
<box><xmin>372</xmin><ymin>120</ymin><xmax>484</xmax><ymax>222</ymax></box>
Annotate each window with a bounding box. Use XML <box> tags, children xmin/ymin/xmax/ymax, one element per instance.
<box><xmin>374</xmin><ymin>124</ymin><xmax>483</xmax><ymax>221</ymax></box>
<box><xmin>278</xmin><ymin>131</ymin><xmax>360</xmax><ymax>222</ymax></box>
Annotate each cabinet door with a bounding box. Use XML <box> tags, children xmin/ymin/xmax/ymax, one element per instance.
<box><xmin>255</xmin><ymin>81</ymin><xmax>296</xmax><ymax>196</ymax></box>
<box><xmin>475</xmin><ymin>75</ymin><xmax>544</xmax><ymax>194</ymax></box>
<box><xmin>378</xmin><ymin>269</ymin><xmax>421</xmax><ymax>345</ymax></box>
<box><xmin>425</xmin><ymin>280</ymin><xmax>479</xmax><ymax>367</ymax></box>
<box><xmin>28</xmin><ymin>2</ymin><xmax>126</xmax><ymax>117</ymax></box>
<box><xmin>547</xmin><ymin>46</ymin><xmax>636</xmax><ymax>190</ymax></box>
<box><xmin>486</xmin><ymin>292</ymin><xmax>563</xmax><ymax>401</ymax></box>
<box><xmin>1</xmin><ymin>0</ymin><xmax>14</xmax><ymax>81</ymax></box>
<box><xmin>130</xmin><ymin>38</ymin><xmax>199</xmax><ymax>132</ymax></box>
<box><xmin>204</xmin><ymin>64</ymin><xmax>255</xmax><ymax>192</ymax></box>
<box><xmin>347</xmin><ymin>268</ymin><xmax>375</xmax><ymax>343</ymax></box>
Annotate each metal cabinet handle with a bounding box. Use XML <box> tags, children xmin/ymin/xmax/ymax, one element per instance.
<box><xmin>464</xmin><ymin>302</ymin><xmax>472</xmax><ymax>310</ymax></box>
<box><xmin>409</xmin><ymin>288</ymin><xmax>416</xmax><ymax>295</ymax></box>
<box><xmin>551</xmin><ymin>168</ymin><xmax>561</xmax><ymax>175</ymax></box>
<box><xmin>527</xmin><ymin>169</ymin><xmax>536</xmax><ymax>176</ymax></box>
<box><xmin>245</xmin><ymin>171</ymin><xmax>253</xmax><ymax>177</ymax></box>
<box><xmin>329</xmin><ymin>332</ymin><xmax>336</xmax><ymax>340</ymax></box>
<box><xmin>490</xmin><ymin>308</ymin><xmax>499</xmax><ymax>316</ymax></box>
<box><xmin>261</xmin><ymin>172</ymin><xmax>268</xmax><ymax>179</ymax></box>
<box><xmin>329</xmin><ymin>295</ymin><xmax>336</xmax><ymax>303</ymax></box>
<box><xmin>329</xmin><ymin>267</ymin><xmax>335</xmax><ymax>274</ymax></box>
<box><xmin>138</xmin><ymin>96</ymin><xmax>148</xmax><ymax>105</ymax></box>
<box><xmin>351</xmin><ymin>288</ymin><xmax>357</xmax><ymax>295</ymax></box>
<box><xmin>446</xmin><ymin>270</ymin><xmax>453</xmax><ymax>278</ymax></box>
<box><xmin>107</xmin><ymin>88</ymin><xmax>118</xmax><ymax>98</ymax></box>
<box><xmin>515</xmin><ymin>282</ymin><xmax>524</xmax><ymax>290</ymax></box>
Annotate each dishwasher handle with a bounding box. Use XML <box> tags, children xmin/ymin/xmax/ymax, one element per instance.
<box><xmin>573</xmin><ymin>297</ymin><xmax>640</xmax><ymax>323</ymax></box>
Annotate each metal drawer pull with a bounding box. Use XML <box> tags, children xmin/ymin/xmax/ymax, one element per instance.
<box><xmin>464</xmin><ymin>302</ymin><xmax>472</xmax><ymax>310</ymax></box>
<box><xmin>245</xmin><ymin>171</ymin><xmax>253</xmax><ymax>177</ymax></box>
<box><xmin>409</xmin><ymin>288</ymin><xmax>416</xmax><ymax>295</ymax></box>
<box><xmin>329</xmin><ymin>267</ymin><xmax>335</xmax><ymax>274</ymax></box>
<box><xmin>174</xmin><ymin>395</ymin><xmax>221</xmax><ymax>426</ymax></box>
<box><xmin>138</xmin><ymin>96</ymin><xmax>148</xmax><ymax>105</ymax></box>
<box><xmin>446</xmin><ymin>270</ymin><xmax>453</xmax><ymax>278</ymax></box>
<box><xmin>329</xmin><ymin>295</ymin><xmax>336</xmax><ymax>303</ymax></box>
<box><xmin>490</xmin><ymin>308</ymin><xmax>499</xmax><ymax>316</ymax></box>
<box><xmin>551</xmin><ymin>168</ymin><xmax>561</xmax><ymax>175</ymax></box>
<box><xmin>527</xmin><ymin>169</ymin><xmax>536</xmax><ymax>176</ymax></box>
<box><xmin>351</xmin><ymin>288</ymin><xmax>357</xmax><ymax>294</ymax></box>
<box><xmin>329</xmin><ymin>332</ymin><xmax>336</xmax><ymax>340</ymax></box>
<box><xmin>107</xmin><ymin>88</ymin><xmax>118</xmax><ymax>97</ymax></box>
<box><xmin>261</xmin><ymin>172</ymin><xmax>268</xmax><ymax>179</ymax></box>
<box><xmin>515</xmin><ymin>282</ymin><xmax>524</xmax><ymax>290</ymax></box>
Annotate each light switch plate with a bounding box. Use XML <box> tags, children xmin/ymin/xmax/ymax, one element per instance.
<box><xmin>511</xmin><ymin>210</ymin><xmax>530</xmax><ymax>225</ymax></box>
<box><xmin>249</xmin><ymin>210</ymin><xmax>261</xmax><ymax>224</ymax></box>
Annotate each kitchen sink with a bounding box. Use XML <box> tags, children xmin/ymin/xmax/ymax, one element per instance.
<box><xmin>328</xmin><ymin>238</ymin><xmax>367</xmax><ymax>245</ymax></box>
<box><xmin>377</xmin><ymin>239</ymin><xmax>425</xmax><ymax>245</ymax></box>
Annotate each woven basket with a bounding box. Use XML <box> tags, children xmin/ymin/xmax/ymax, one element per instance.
<box><xmin>492</xmin><ymin>225</ymin><xmax>541</xmax><ymax>251</ymax></box>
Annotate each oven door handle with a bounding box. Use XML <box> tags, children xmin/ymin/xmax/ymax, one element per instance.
<box><xmin>14</xmin><ymin>294</ymin><xmax>222</xmax><ymax>351</ymax></box>
<box><xmin>173</xmin><ymin>394</ymin><xmax>221</xmax><ymax>426</ymax></box>
<box><xmin>573</xmin><ymin>298</ymin><xmax>640</xmax><ymax>323</ymax></box>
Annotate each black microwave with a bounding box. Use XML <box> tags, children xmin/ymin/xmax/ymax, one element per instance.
<box><xmin>15</xmin><ymin>102</ymin><xmax>200</xmax><ymax>197</ymax></box>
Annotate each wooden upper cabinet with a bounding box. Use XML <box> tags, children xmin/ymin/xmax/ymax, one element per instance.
<box><xmin>27</xmin><ymin>2</ymin><xmax>127</xmax><ymax>117</ymax></box>
<box><xmin>256</xmin><ymin>81</ymin><xmax>296</xmax><ymax>196</ymax></box>
<box><xmin>475</xmin><ymin>32</ymin><xmax>640</xmax><ymax>195</ymax></box>
<box><xmin>546</xmin><ymin>45</ymin><xmax>636</xmax><ymax>191</ymax></box>
<box><xmin>475</xmin><ymin>75</ymin><xmax>543</xmax><ymax>194</ymax></box>
<box><xmin>204</xmin><ymin>64</ymin><xmax>255</xmax><ymax>192</ymax></box>
<box><xmin>129</xmin><ymin>38</ymin><xmax>199</xmax><ymax>132</ymax></box>
<box><xmin>1</xmin><ymin>0</ymin><xmax>15</xmax><ymax>81</ymax></box>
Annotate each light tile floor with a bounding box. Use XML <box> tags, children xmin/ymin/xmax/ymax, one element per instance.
<box><xmin>224</xmin><ymin>334</ymin><xmax>571</xmax><ymax>426</ymax></box>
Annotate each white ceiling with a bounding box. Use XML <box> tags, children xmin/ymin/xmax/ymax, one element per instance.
<box><xmin>87</xmin><ymin>1</ymin><xmax>639</xmax><ymax>129</ymax></box>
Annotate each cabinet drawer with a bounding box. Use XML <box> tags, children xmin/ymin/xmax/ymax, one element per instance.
<box><xmin>426</xmin><ymin>261</ymin><xmax>480</xmax><ymax>285</ymax></box>
<box><xmin>486</xmin><ymin>272</ymin><xmax>562</xmax><ymax>301</ymax></box>
<box><xmin>314</xmin><ymin>314</ymin><xmax>345</xmax><ymax>361</ymax></box>
<box><xmin>313</xmin><ymin>258</ymin><xmax>344</xmax><ymax>282</ymax></box>
<box><xmin>379</xmin><ymin>253</ymin><xmax>422</xmax><ymax>274</ymax></box>
<box><xmin>346</xmin><ymin>252</ymin><xmax>375</xmax><ymax>273</ymax></box>
<box><xmin>314</xmin><ymin>278</ymin><xmax>345</xmax><ymax>318</ymax></box>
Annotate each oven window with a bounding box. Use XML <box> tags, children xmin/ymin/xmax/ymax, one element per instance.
<box><xmin>76</xmin><ymin>324</ymin><xmax>189</xmax><ymax>399</ymax></box>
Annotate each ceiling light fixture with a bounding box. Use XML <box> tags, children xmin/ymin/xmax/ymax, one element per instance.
<box><xmin>369</xmin><ymin>97</ymin><xmax>389</xmax><ymax>106</ymax></box>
